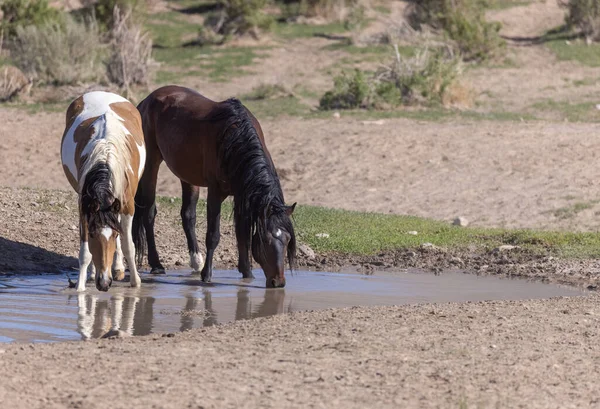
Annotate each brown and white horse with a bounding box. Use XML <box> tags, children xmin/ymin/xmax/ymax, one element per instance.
<box><xmin>61</xmin><ymin>91</ymin><xmax>146</xmax><ymax>291</ymax></box>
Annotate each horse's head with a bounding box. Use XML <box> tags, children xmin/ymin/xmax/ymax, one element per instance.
<box><xmin>252</xmin><ymin>203</ymin><xmax>296</xmax><ymax>288</ymax></box>
<box><xmin>83</xmin><ymin>196</ymin><xmax>122</xmax><ymax>292</ymax></box>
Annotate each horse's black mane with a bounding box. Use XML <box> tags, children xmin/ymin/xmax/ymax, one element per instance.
<box><xmin>81</xmin><ymin>163</ymin><xmax>121</xmax><ymax>237</ymax></box>
<box><xmin>211</xmin><ymin>98</ymin><xmax>296</xmax><ymax>267</ymax></box>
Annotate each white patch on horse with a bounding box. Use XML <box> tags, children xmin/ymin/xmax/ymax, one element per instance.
<box><xmin>275</xmin><ymin>229</ymin><xmax>282</xmax><ymax>238</ymax></box>
<box><xmin>101</xmin><ymin>227</ymin><xmax>113</xmax><ymax>240</ymax></box>
<box><xmin>61</xmin><ymin>92</ymin><xmax>128</xmax><ymax>180</ymax></box>
<box><xmin>190</xmin><ymin>251</ymin><xmax>204</xmax><ymax>272</ymax></box>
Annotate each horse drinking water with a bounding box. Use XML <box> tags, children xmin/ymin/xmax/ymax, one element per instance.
<box><xmin>133</xmin><ymin>85</ymin><xmax>296</xmax><ymax>288</ymax></box>
<box><xmin>61</xmin><ymin>91</ymin><xmax>146</xmax><ymax>291</ymax></box>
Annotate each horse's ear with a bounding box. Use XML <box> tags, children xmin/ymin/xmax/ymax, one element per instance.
<box><xmin>111</xmin><ymin>198</ymin><xmax>121</xmax><ymax>213</ymax></box>
<box><xmin>286</xmin><ymin>203</ymin><xmax>297</xmax><ymax>216</ymax></box>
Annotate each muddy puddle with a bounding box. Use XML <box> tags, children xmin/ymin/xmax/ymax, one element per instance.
<box><xmin>0</xmin><ymin>270</ymin><xmax>584</xmax><ymax>343</ymax></box>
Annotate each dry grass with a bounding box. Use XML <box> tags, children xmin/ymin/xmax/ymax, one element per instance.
<box><xmin>560</xmin><ymin>0</ymin><xmax>600</xmax><ymax>42</ymax></box>
<box><xmin>105</xmin><ymin>6</ymin><xmax>153</xmax><ymax>96</ymax></box>
<box><xmin>0</xmin><ymin>65</ymin><xmax>31</xmax><ymax>101</ymax></box>
<box><xmin>8</xmin><ymin>15</ymin><xmax>103</xmax><ymax>85</ymax></box>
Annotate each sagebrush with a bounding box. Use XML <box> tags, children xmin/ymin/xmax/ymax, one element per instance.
<box><xmin>105</xmin><ymin>7</ymin><xmax>153</xmax><ymax>95</ymax></box>
<box><xmin>0</xmin><ymin>0</ymin><xmax>62</xmax><ymax>36</ymax></box>
<box><xmin>9</xmin><ymin>16</ymin><xmax>102</xmax><ymax>85</ymax></box>
<box><xmin>319</xmin><ymin>46</ymin><xmax>466</xmax><ymax>110</ymax></box>
<box><xmin>198</xmin><ymin>0</ymin><xmax>273</xmax><ymax>43</ymax></box>
<box><xmin>560</xmin><ymin>0</ymin><xmax>600</xmax><ymax>41</ymax></box>
<box><xmin>406</xmin><ymin>0</ymin><xmax>504</xmax><ymax>61</ymax></box>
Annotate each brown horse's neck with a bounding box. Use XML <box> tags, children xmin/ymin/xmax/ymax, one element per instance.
<box><xmin>213</xmin><ymin>98</ymin><xmax>287</xmax><ymax>241</ymax></box>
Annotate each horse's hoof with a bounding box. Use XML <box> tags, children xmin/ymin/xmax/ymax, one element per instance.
<box><xmin>150</xmin><ymin>267</ymin><xmax>166</xmax><ymax>275</ymax></box>
<box><xmin>241</xmin><ymin>271</ymin><xmax>255</xmax><ymax>279</ymax></box>
<box><xmin>113</xmin><ymin>270</ymin><xmax>125</xmax><ymax>281</ymax></box>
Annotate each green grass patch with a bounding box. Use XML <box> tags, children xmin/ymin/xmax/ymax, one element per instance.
<box><xmin>529</xmin><ymin>99</ymin><xmax>600</xmax><ymax>122</ymax></box>
<box><xmin>243</xmin><ymin>96</ymin><xmax>312</xmax><ymax>118</ymax></box>
<box><xmin>155</xmin><ymin>196</ymin><xmax>600</xmax><ymax>258</ymax></box>
<box><xmin>543</xmin><ymin>26</ymin><xmax>600</xmax><ymax>67</ymax></box>
<box><xmin>146</xmin><ymin>11</ymin><xmax>199</xmax><ymax>48</ymax></box>
<box><xmin>153</xmin><ymin>46</ymin><xmax>268</xmax><ymax>82</ymax></box>
<box><xmin>486</xmin><ymin>0</ymin><xmax>531</xmax><ymax>10</ymax></box>
<box><xmin>273</xmin><ymin>21</ymin><xmax>347</xmax><ymax>39</ymax></box>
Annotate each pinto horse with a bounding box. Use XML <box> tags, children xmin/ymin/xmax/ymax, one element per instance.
<box><xmin>133</xmin><ymin>85</ymin><xmax>296</xmax><ymax>288</ymax></box>
<box><xmin>61</xmin><ymin>91</ymin><xmax>146</xmax><ymax>291</ymax></box>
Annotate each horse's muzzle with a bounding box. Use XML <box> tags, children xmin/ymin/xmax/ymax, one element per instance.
<box><xmin>96</xmin><ymin>277</ymin><xmax>113</xmax><ymax>292</ymax></box>
<box><xmin>268</xmin><ymin>277</ymin><xmax>286</xmax><ymax>288</ymax></box>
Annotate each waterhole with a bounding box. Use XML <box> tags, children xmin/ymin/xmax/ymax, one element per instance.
<box><xmin>0</xmin><ymin>270</ymin><xmax>583</xmax><ymax>343</ymax></box>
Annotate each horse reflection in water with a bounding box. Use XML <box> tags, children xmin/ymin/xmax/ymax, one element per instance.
<box><xmin>179</xmin><ymin>288</ymin><xmax>289</xmax><ymax>333</ymax></box>
<box><xmin>74</xmin><ymin>287</ymin><xmax>290</xmax><ymax>339</ymax></box>
<box><xmin>74</xmin><ymin>293</ymin><xmax>155</xmax><ymax>340</ymax></box>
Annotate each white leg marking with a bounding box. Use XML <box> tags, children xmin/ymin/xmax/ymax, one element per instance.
<box><xmin>111</xmin><ymin>295</ymin><xmax>123</xmax><ymax>331</ymax></box>
<box><xmin>78</xmin><ymin>241</ymin><xmax>92</xmax><ymax>292</ymax></box>
<box><xmin>121</xmin><ymin>214</ymin><xmax>141</xmax><ymax>287</ymax></box>
<box><xmin>190</xmin><ymin>251</ymin><xmax>204</xmax><ymax>272</ymax></box>
<box><xmin>88</xmin><ymin>263</ymin><xmax>96</xmax><ymax>282</ymax></box>
<box><xmin>113</xmin><ymin>234</ymin><xmax>125</xmax><ymax>276</ymax></box>
<box><xmin>122</xmin><ymin>296</ymin><xmax>139</xmax><ymax>335</ymax></box>
<box><xmin>77</xmin><ymin>293</ymin><xmax>96</xmax><ymax>340</ymax></box>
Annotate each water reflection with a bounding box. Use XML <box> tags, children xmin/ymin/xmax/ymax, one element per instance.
<box><xmin>74</xmin><ymin>287</ymin><xmax>290</xmax><ymax>340</ymax></box>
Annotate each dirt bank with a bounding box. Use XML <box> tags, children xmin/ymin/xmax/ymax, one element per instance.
<box><xmin>1</xmin><ymin>296</ymin><xmax>599</xmax><ymax>408</ymax></box>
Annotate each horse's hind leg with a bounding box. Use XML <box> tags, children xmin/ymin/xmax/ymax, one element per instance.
<box><xmin>181</xmin><ymin>181</ymin><xmax>204</xmax><ymax>274</ymax></box>
<box><xmin>200</xmin><ymin>186</ymin><xmax>225</xmax><ymax>283</ymax></box>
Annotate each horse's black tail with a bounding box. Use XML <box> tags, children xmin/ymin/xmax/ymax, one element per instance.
<box><xmin>132</xmin><ymin>185</ymin><xmax>147</xmax><ymax>268</ymax></box>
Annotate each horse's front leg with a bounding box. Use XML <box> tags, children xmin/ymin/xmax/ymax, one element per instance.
<box><xmin>77</xmin><ymin>222</ymin><xmax>92</xmax><ymax>292</ymax></box>
<box><xmin>112</xmin><ymin>234</ymin><xmax>125</xmax><ymax>281</ymax></box>
<box><xmin>237</xmin><ymin>238</ymin><xmax>254</xmax><ymax>279</ymax></box>
<box><xmin>200</xmin><ymin>187</ymin><xmax>224</xmax><ymax>283</ymax></box>
<box><xmin>121</xmin><ymin>214</ymin><xmax>142</xmax><ymax>287</ymax></box>
<box><xmin>181</xmin><ymin>182</ymin><xmax>204</xmax><ymax>274</ymax></box>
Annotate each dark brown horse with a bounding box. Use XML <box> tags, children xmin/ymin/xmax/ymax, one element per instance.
<box><xmin>132</xmin><ymin>86</ymin><xmax>296</xmax><ymax>288</ymax></box>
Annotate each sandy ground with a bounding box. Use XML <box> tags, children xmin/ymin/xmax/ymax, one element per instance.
<box><xmin>3</xmin><ymin>2</ymin><xmax>600</xmax><ymax>407</ymax></box>
<box><xmin>2</xmin><ymin>296</ymin><xmax>600</xmax><ymax>408</ymax></box>
<box><xmin>4</xmin><ymin>107</ymin><xmax>600</xmax><ymax>231</ymax></box>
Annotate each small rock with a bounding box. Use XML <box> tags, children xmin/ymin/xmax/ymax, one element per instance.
<box><xmin>596</xmin><ymin>104</ymin><xmax>600</xmax><ymax>111</ymax></box>
<box><xmin>70</xmin><ymin>225</ymin><xmax>78</xmax><ymax>231</ymax></box>
<box><xmin>407</xmin><ymin>231</ymin><xmax>418</xmax><ymax>235</ymax></box>
<box><xmin>361</xmin><ymin>120</ymin><xmax>385</xmax><ymax>126</ymax></box>
<box><xmin>30</xmin><ymin>202</ymin><xmax>39</xmax><ymax>207</ymax></box>
<box><xmin>315</xmin><ymin>233</ymin><xmax>330</xmax><ymax>239</ymax></box>
<box><xmin>101</xmin><ymin>330</ymin><xmax>130</xmax><ymax>339</ymax></box>
<box><xmin>162</xmin><ymin>333</ymin><xmax>176</xmax><ymax>338</ymax></box>
<box><xmin>64</xmin><ymin>205</ymin><xmax>70</xmax><ymax>211</ymax></box>
<box><xmin>421</xmin><ymin>242</ymin><xmax>435</xmax><ymax>248</ymax></box>
<box><xmin>406</xmin><ymin>251</ymin><xmax>417</xmax><ymax>258</ymax></box>
<box><xmin>298</xmin><ymin>243</ymin><xmax>316</xmax><ymax>259</ymax></box>
<box><xmin>490</xmin><ymin>344</ymin><xmax>497</xmax><ymax>349</ymax></box>
<box><xmin>169</xmin><ymin>198</ymin><xmax>175</xmax><ymax>203</ymax></box>
<box><xmin>332</xmin><ymin>112</ymin><xmax>341</xmax><ymax>119</ymax></box>
<box><xmin>452</xmin><ymin>216</ymin><xmax>469</xmax><ymax>227</ymax></box>
<box><xmin>494</xmin><ymin>245</ymin><xmax>520</xmax><ymax>253</ymax></box>
<box><xmin>175</xmin><ymin>260</ymin><xmax>183</xmax><ymax>266</ymax></box>
<box><xmin>450</xmin><ymin>256</ymin><xmax>463</xmax><ymax>265</ymax></box>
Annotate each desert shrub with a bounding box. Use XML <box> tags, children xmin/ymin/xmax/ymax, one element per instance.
<box><xmin>0</xmin><ymin>0</ymin><xmax>63</xmax><ymax>37</ymax></box>
<box><xmin>244</xmin><ymin>83</ymin><xmax>291</xmax><ymax>100</ymax></box>
<box><xmin>279</xmin><ymin>0</ymin><xmax>362</xmax><ymax>21</ymax></box>
<box><xmin>319</xmin><ymin>46</ymin><xmax>466</xmax><ymax>110</ymax></box>
<box><xmin>319</xmin><ymin>69</ymin><xmax>371</xmax><ymax>109</ymax></box>
<box><xmin>406</xmin><ymin>0</ymin><xmax>504</xmax><ymax>61</ymax></box>
<box><xmin>8</xmin><ymin>15</ymin><xmax>102</xmax><ymax>85</ymax></box>
<box><xmin>198</xmin><ymin>0</ymin><xmax>273</xmax><ymax>43</ymax></box>
<box><xmin>105</xmin><ymin>7</ymin><xmax>153</xmax><ymax>94</ymax></box>
<box><xmin>559</xmin><ymin>0</ymin><xmax>600</xmax><ymax>41</ymax></box>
